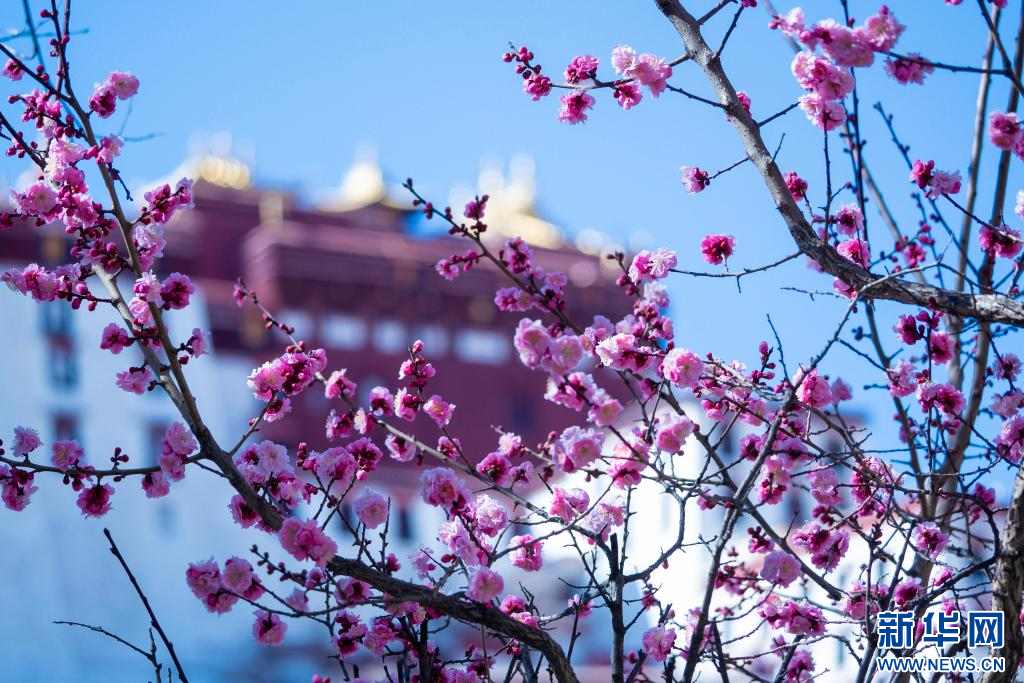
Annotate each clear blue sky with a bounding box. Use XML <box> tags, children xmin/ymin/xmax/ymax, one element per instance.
<box><xmin>0</xmin><ymin>0</ymin><xmax>1016</xmax><ymax>428</ymax></box>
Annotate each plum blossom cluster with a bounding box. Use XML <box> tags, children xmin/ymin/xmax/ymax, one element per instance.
<box><xmin>775</xmin><ymin>6</ymin><xmax>907</xmax><ymax>130</ymax></box>
<box><xmin>1</xmin><ymin>3</ymin><xmax>1023</xmax><ymax>683</ymax></box>
<box><xmin>505</xmin><ymin>42</ymin><xmax>674</xmax><ymax>124</ymax></box>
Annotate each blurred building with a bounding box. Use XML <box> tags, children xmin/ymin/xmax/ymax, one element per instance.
<box><xmin>159</xmin><ymin>150</ymin><xmax>627</xmax><ymax>498</ymax></box>
<box><xmin>0</xmin><ymin>149</ymin><xmax>628</xmax><ymax>680</ymax></box>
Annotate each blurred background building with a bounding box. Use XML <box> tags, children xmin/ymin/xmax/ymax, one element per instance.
<box><xmin>0</xmin><ymin>149</ymin><xmax>630</xmax><ymax>681</ymax></box>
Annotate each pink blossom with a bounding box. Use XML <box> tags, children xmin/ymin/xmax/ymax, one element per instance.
<box><xmin>700</xmin><ymin>233</ymin><xmax>735</xmax><ymax>265</ymax></box>
<box><xmin>12</xmin><ymin>182</ymin><xmax>58</xmax><ymax>216</ymax></box>
<box><xmin>509</xmin><ymin>534</ymin><xmax>543</xmax><ymax>571</ymax></box>
<box><xmin>989</xmin><ymin>111</ymin><xmax>1022</xmax><ymax>151</ymax></box>
<box><xmin>513</xmin><ymin>318</ymin><xmax>551</xmax><ymax>368</ymax></box>
<box><xmin>334</xmin><ymin>577</ymin><xmax>372</xmax><ymax>604</ymax></box>
<box><xmin>641</xmin><ymin>625</ymin><xmax>676</xmax><ymax>662</ymax></box>
<box><xmin>784</xmin><ymin>171</ymin><xmax>808</xmax><ymax>202</ymax></box>
<box><xmin>96</xmin><ymin>135</ymin><xmax>123</xmax><ymax>164</ymax></box>
<box><xmin>467</xmin><ymin>567</ymin><xmax>504</xmax><ymax>602</ymax></box>
<box><xmin>564</xmin><ymin>55</ymin><xmax>599</xmax><ymax>85</ymax></box>
<box><xmin>796</xmin><ymin>368</ymin><xmax>834</xmax><ymax>408</ymax></box>
<box><xmin>222</xmin><ymin>557</ymin><xmax>262</xmax><ymax>599</ymax></box>
<box><xmin>51</xmin><ymin>439</ymin><xmax>83</xmax><ymax>471</ymax></box>
<box><xmin>611</xmin><ymin>45</ymin><xmax>673</xmax><ymax>96</ymax></box>
<box><xmin>423</xmin><ymin>395</ymin><xmax>455</xmax><ymax>427</ymax></box>
<box><xmin>928</xmin><ymin>332</ymin><xmax>956</xmax><ymax>364</ymax></box>
<box><xmin>892</xmin><ymin>578</ymin><xmax>921</xmax><ymax>608</ymax></box>
<box><xmin>817</xmin><ymin>20</ymin><xmax>875</xmax><ymax>67</ymax></box>
<box><xmin>831</xmin><ymin>378</ymin><xmax>853</xmax><ymax>402</ymax></box>
<box><xmin>476</xmin><ymin>451</ymin><xmax>514</xmax><ymax>486</ymax></box>
<box><xmin>809</xmin><ymin>468</ymin><xmax>841</xmax><ymax>505</ymax></box>
<box><xmin>761</xmin><ymin>550</ymin><xmax>801</xmax><ymax>588</ymax></box>
<box><xmin>994</xmin><ymin>353</ymin><xmax>1022</xmax><ymax>382</ymax></box>
<box><xmin>885</xmin><ymin>55</ymin><xmax>934</xmax><ymax>85</ymax></box>
<box><xmin>758</xmin><ymin>456</ymin><xmax>791</xmax><ymax>504</ymax></box>
<box><xmin>234</xmin><ymin>440</ymin><xmax>292</xmax><ymax>485</ymax></box>
<box><xmin>2</xmin><ymin>59</ymin><xmax>23</xmax><ymax>81</ymax></box>
<box><xmin>655</xmin><ymin>415</ymin><xmax>695</xmax><ymax>453</ymax></box>
<box><xmin>680</xmin><ymin>166</ymin><xmax>710</xmax><ymax>194</ymax></box>
<box><xmin>931</xmin><ymin>170</ymin><xmax>962</xmax><ymax>198</ymax></box>
<box><xmin>279</xmin><ymin>518</ymin><xmax>337</xmax><ymax>568</ymax></box>
<box><xmin>629</xmin><ymin>248</ymin><xmax>677</xmax><ymax>282</ymax></box>
<box><xmin>791</xmin><ymin>52</ymin><xmax>854</xmax><ymax>100</ymax></box>
<box><xmin>911</xmin><ymin>521</ymin><xmax>949</xmax><ymax>559</ymax></box>
<box><xmin>550</xmin><ymin>487</ymin><xmax>590</xmax><ymax>522</ymax></box>
<box><xmin>911</xmin><ymin>160</ymin><xmax>962</xmax><ymax>199</ymax></box>
<box><xmin>472</xmin><ymin>494</ymin><xmax>508</xmax><ymax>535</ymax></box>
<box><xmin>160</xmin><ymin>273</ymin><xmax>194</xmax><ymax>310</ymax></box>
<box><xmin>917</xmin><ymin>381</ymin><xmax>965</xmax><ymax>417</ymax></box>
<box><xmin>142</xmin><ymin>472</ymin><xmax>170</xmax><ymax>498</ymax></box>
<box><xmin>248</xmin><ymin>349</ymin><xmax>327</xmax><ymax>402</ymax></box>
<box><xmin>997</xmin><ymin>415</ymin><xmax>1024</xmax><ymax>463</ymax></box>
<box><xmin>385</xmin><ymin>434</ymin><xmax>417</xmax><ymax>462</ymax></box>
<box><xmin>419</xmin><ymin>467</ymin><xmax>471</xmax><ymax>513</ymax></box>
<box><xmin>1</xmin><ymin>467</ymin><xmax>37</xmax><ymax>511</ymax></box>
<box><xmin>661</xmin><ymin>348</ymin><xmax>704</xmax><ymax>389</ymax></box>
<box><xmin>786</xmin><ymin>650</ymin><xmax>815</xmax><ymax>682</ymax></box>
<box><xmin>163</xmin><ymin>422</ymin><xmax>197</xmax><ymax>457</ymax></box>
<box><xmin>190</xmin><ymin>328</ymin><xmax>209</xmax><ymax>357</ymax></box>
<box><xmin>553</xmin><ymin>426</ymin><xmax>605</xmax><ymax>473</ymax></box>
<box><xmin>186</xmin><ymin>559</ymin><xmax>230</xmax><ymax>611</ymax></box>
<box><xmin>887</xmin><ymin>360</ymin><xmax>918</xmax><ymax>398</ymax></box>
<box><xmin>12</xmin><ymin>427</ymin><xmax>41</xmax><ymax>456</ymax></box>
<box><xmin>798</xmin><ymin>93</ymin><xmax>846</xmax><ymax>131</ymax></box>
<box><xmin>558</xmin><ymin>91</ymin><xmax>595</xmax><ymax>125</ymax></box>
<box><xmin>522</xmin><ymin>72</ymin><xmax>552</xmax><ymax>100</ymax></box>
<box><xmin>861</xmin><ymin>6</ymin><xmax>904</xmax><ymax>52</ymax></box>
<box><xmin>595</xmin><ymin>333</ymin><xmax>651</xmax><ymax>372</ymax></box>
<box><xmin>100</xmin><ymin>323</ymin><xmax>132</xmax><ymax>354</ymax></box>
<box><xmin>836</xmin><ymin>238</ymin><xmax>870</xmax><ymax>267</ymax></box>
<box><xmin>792</xmin><ymin>523</ymin><xmax>849</xmax><ymax>572</ymax></box>
<box><xmin>229</xmin><ymin>494</ymin><xmax>260</xmax><ymax>528</ymax></box>
<box><xmin>353</xmin><ymin>488</ymin><xmax>389</xmax><ymax>528</ymax></box>
<box><xmin>107</xmin><ymin>71</ymin><xmax>140</xmax><ymax>99</ymax></box>
<box><xmin>614</xmin><ymin>82</ymin><xmax>642</xmax><ymax>109</ymax></box>
<box><xmin>833</xmin><ymin>204</ymin><xmax>863</xmax><ymax>235</ymax></box>
<box><xmin>89</xmin><ymin>84</ymin><xmax>116</xmax><ymax>118</ymax></box>
<box><xmin>979</xmin><ymin>224</ymin><xmax>1023</xmax><ymax>259</ymax></box>
<box><xmin>760</xmin><ymin>598</ymin><xmax>826</xmax><ymax>636</ymax></box>
<box><xmin>252</xmin><ymin>610</ymin><xmax>286</xmax><ymax>645</ymax></box>
<box><xmin>327</xmin><ymin>368</ymin><xmax>360</xmax><ymax>401</ymax></box>
<box><xmin>991</xmin><ymin>390</ymin><xmax>1024</xmax><ymax>419</ymax></box>
<box><xmin>77</xmin><ymin>483</ymin><xmax>113</xmax><ymax>518</ymax></box>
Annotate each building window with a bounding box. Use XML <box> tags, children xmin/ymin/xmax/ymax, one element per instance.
<box><xmin>372</xmin><ymin>320</ymin><xmax>407</xmax><ymax>355</ymax></box>
<box><xmin>41</xmin><ymin>305</ymin><xmax>77</xmax><ymax>389</ymax></box>
<box><xmin>52</xmin><ymin>414</ymin><xmax>78</xmax><ymax>443</ymax></box>
<box><xmin>454</xmin><ymin>329</ymin><xmax>510</xmax><ymax>365</ymax></box>
<box><xmin>396</xmin><ymin>506</ymin><xmax>413</xmax><ymax>542</ymax></box>
<box><xmin>510</xmin><ymin>395</ymin><xmax>536</xmax><ymax>432</ymax></box>
<box><xmin>146</xmin><ymin>422</ymin><xmax>169</xmax><ymax>468</ymax></box>
<box><xmin>321</xmin><ymin>313</ymin><xmax>367</xmax><ymax>350</ymax></box>
<box><xmin>241</xmin><ymin>307</ymin><xmax>266</xmax><ymax>348</ymax></box>
<box><xmin>411</xmin><ymin>324</ymin><xmax>448</xmax><ymax>357</ymax></box>
<box><xmin>47</xmin><ymin>336</ymin><xmax>77</xmax><ymax>389</ymax></box>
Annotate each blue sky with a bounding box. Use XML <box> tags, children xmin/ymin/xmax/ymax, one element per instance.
<box><xmin>0</xmin><ymin>0</ymin><xmax>1017</xmax><ymax>432</ymax></box>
